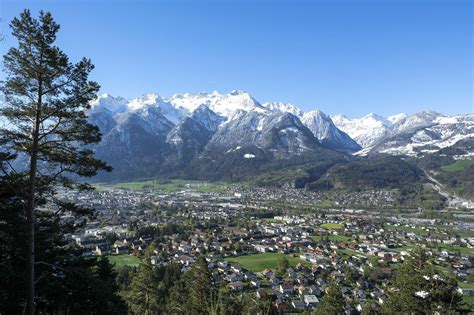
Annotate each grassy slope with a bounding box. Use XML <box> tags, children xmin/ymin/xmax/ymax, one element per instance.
<box><xmin>108</xmin><ymin>254</ymin><xmax>141</xmax><ymax>268</ymax></box>
<box><xmin>441</xmin><ymin>158</ymin><xmax>474</xmax><ymax>172</ymax></box>
<box><xmin>226</xmin><ymin>253</ymin><xmax>307</xmax><ymax>272</ymax></box>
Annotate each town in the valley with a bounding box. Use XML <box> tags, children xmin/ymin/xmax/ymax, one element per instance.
<box><xmin>56</xmin><ymin>181</ymin><xmax>474</xmax><ymax>313</ymax></box>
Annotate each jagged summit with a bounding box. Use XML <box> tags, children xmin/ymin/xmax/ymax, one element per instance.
<box><xmin>88</xmin><ymin>90</ymin><xmax>472</xmax><ymax>180</ymax></box>
<box><xmin>302</xmin><ymin>110</ymin><xmax>361</xmax><ymax>152</ymax></box>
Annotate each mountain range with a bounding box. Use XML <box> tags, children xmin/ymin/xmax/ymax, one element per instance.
<box><xmin>88</xmin><ymin>90</ymin><xmax>473</xmax><ymax>182</ymax></box>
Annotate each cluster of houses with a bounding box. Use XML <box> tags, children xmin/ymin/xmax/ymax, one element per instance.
<box><xmin>56</xmin><ymin>183</ymin><xmax>474</xmax><ymax>313</ymax></box>
<box><xmin>66</xmin><ymin>208</ymin><xmax>474</xmax><ymax>313</ymax></box>
<box><xmin>232</xmin><ymin>186</ymin><xmax>399</xmax><ymax>209</ymax></box>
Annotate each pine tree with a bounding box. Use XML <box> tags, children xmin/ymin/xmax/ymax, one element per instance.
<box><xmin>95</xmin><ymin>257</ymin><xmax>127</xmax><ymax>313</ymax></box>
<box><xmin>167</xmin><ymin>256</ymin><xmax>218</xmax><ymax>314</ymax></box>
<box><xmin>315</xmin><ymin>280</ymin><xmax>345</xmax><ymax>315</ymax></box>
<box><xmin>123</xmin><ymin>259</ymin><xmax>160</xmax><ymax>315</ymax></box>
<box><xmin>0</xmin><ymin>164</ymin><xmax>125</xmax><ymax>313</ymax></box>
<box><xmin>0</xmin><ymin>10</ymin><xmax>109</xmax><ymax>314</ymax></box>
<box><xmin>382</xmin><ymin>247</ymin><xmax>463</xmax><ymax>314</ymax></box>
<box><xmin>188</xmin><ymin>256</ymin><xmax>218</xmax><ymax>314</ymax></box>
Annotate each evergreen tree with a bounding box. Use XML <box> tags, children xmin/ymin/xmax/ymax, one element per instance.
<box><xmin>188</xmin><ymin>256</ymin><xmax>218</xmax><ymax>314</ymax></box>
<box><xmin>123</xmin><ymin>249</ymin><xmax>161</xmax><ymax>315</ymax></box>
<box><xmin>167</xmin><ymin>273</ymin><xmax>191</xmax><ymax>314</ymax></box>
<box><xmin>122</xmin><ymin>244</ymin><xmax>182</xmax><ymax>314</ymax></box>
<box><xmin>240</xmin><ymin>292</ymin><xmax>276</xmax><ymax>315</ymax></box>
<box><xmin>0</xmin><ymin>167</ymin><xmax>27</xmax><ymax>314</ymax></box>
<box><xmin>0</xmin><ymin>9</ymin><xmax>109</xmax><ymax>314</ymax></box>
<box><xmin>116</xmin><ymin>265</ymin><xmax>135</xmax><ymax>291</ymax></box>
<box><xmin>277</xmin><ymin>255</ymin><xmax>290</xmax><ymax>274</ymax></box>
<box><xmin>382</xmin><ymin>248</ymin><xmax>463</xmax><ymax>314</ymax></box>
<box><xmin>315</xmin><ymin>280</ymin><xmax>345</xmax><ymax>315</ymax></box>
<box><xmin>94</xmin><ymin>257</ymin><xmax>127</xmax><ymax>313</ymax></box>
<box><xmin>167</xmin><ymin>256</ymin><xmax>218</xmax><ymax>314</ymax></box>
<box><xmin>0</xmin><ymin>164</ymin><xmax>125</xmax><ymax>313</ymax></box>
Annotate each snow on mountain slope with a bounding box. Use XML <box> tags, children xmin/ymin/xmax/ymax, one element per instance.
<box><xmin>383</xmin><ymin>111</ymin><xmax>440</xmax><ymax>138</ymax></box>
<box><xmin>302</xmin><ymin>110</ymin><xmax>360</xmax><ymax>152</ymax></box>
<box><xmin>387</xmin><ymin>113</ymin><xmax>407</xmax><ymax>124</ymax></box>
<box><xmin>90</xmin><ymin>93</ymin><xmax>128</xmax><ymax>114</ymax></box>
<box><xmin>89</xmin><ymin>90</ymin><xmax>473</xmax><ymax>167</ymax></box>
<box><xmin>127</xmin><ymin>93</ymin><xmax>188</xmax><ymax>124</ymax></box>
<box><xmin>90</xmin><ymin>93</ymin><xmax>188</xmax><ymax>126</ymax></box>
<box><xmin>262</xmin><ymin>102</ymin><xmax>304</xmax><ymax>118</ymax></box>
<box><xmin>168</xmin><ymin>90</ymin><xmax>266</xmax><ymax>119</ymax></box>
<box><xmin>190</xmin><ymin>105</ymin><xmax>224</xmax><ymax>133</ymax></box>
<box><xmin>373</xmin><ymin>113</ymin><xmax>474</xmax><ymax>156</ymax></box>
<box><xmin>331</xmin><ymin>113</ymin><xmax>391</xmax><ymax>148</ymax></box>
<box><xmin>206</xmin><ymin>110</ymin><xmax>321</xmax><ymax>157</ymax></box>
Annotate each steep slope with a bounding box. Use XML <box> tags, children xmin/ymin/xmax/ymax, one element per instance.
<box><xmin>302</xmin><ymin>110</ymin><xmax>361</xmax><ymax>152</ymax></box>
<box><xmin>262</xmin><ymin>102</ymin><xmax>304</xmax><ymax>118</ymax></box>
<box><xmin>186</xmin><ymin>111</ymin><xmax>346</xmax><ymax>180</ymax></box>
<box><xmin>331</xmin><ymin>113</ymin><xmax>391</xmax><ymax>148</ymax></box>
<box><xmin>162</xmin><ymin>106</ymin><xmax>224</xmax><ymax>174</ymax></box>
<box><xmin>90</xmin><ymin>93</ymin><xmax>128</xmax><ymax>114</ymax></box>
<box><xmin>127</xmin><ymin>93</ymin><xmax>188</xmax><ymax>124</ymax></box>
<box><xmin>206</xmin><ymin>111</ymin><xmax>320</xmax><ymax>157</ymax></box>
<box><xmin>169</xmin><ymin>90</ymin><xmax>266</xmax><ymax>118</ymax></box>
<box><xmin>85</xmin><ymin>90</ymin><xmax>472</xmax><ymax>183</ymax></box>
<box><xmin>88</xmin><ymin>94</ymin><xmax>127</xmax><ymax>134</ymax></box>
<box><xmin>369</xmin><ymin>112</ymin><xmax>474</xmax><ymax>156</ymax></box>
<box><xmin>94</xmin><ymin>109</ymin><xmax>174</xmax><ymax>181</ymax></box>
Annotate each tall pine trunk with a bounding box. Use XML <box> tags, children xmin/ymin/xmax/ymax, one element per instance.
<box><xmin>26</xmin><ymin>80</ymin><xmax>42</xmax><ymax>315</ymax></box>
<box><xmin>1</xmin><ymin>10</ymin><xmax>108</xmax><ymax>312</ymax></box>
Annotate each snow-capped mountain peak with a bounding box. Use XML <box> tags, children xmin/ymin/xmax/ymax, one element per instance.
<box><xmin>127</xmin><ymin>93</ymin><xmax>163</xmax><ymax>111</ymax></box>
<box><xmin>90</xmin><ymin>93</ymin><xmax>128</xmax><ymax>114</ymax></box>
<box><xmin>387</xmin><ymin>113</ymin><xmax>407</xmax><ymax>124</ymax></box>
<box><xmin>262</xmin><ymin>102</ymin><xmax>304</xmax><ymax>117</ymax></box>
<box><xmin>331</xmin><ymin>113</ymin><xmax>392</xmax><ymax>148</ymax></box>
<box><xmin>168</xmin><ymin>90</ymin><xmax>265</xmax><ymax>118</ymax></box>
<box><xmin>302</xmin><ymin>110</ymin><xmax>361</xmax><ymax>151</ymax></box>
<box><xmin>86</xmin><ymin>90</ymin><xmax>473</xmax><ymax>181</ymax></box>
<box><xmin>363</xmin><ymin>113</ymin><xmax>391</xmax><ymax>127</ymax></box>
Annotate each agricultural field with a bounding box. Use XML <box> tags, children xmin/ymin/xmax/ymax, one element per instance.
<box><xmin>225</xmin><ymin>252</ymin><xmax>307</xmax><ymax>272</ymax></box>
<box><xmin>95</xmin><ymin>179</ymin><xmax>230</xmax><ymax>193</ymax></box>
<box><xmin>320</xmin><ymin>223</ymin><xmax>344</xmax><ymax>230</ymax></box>
<box><xmin>108</xmin><ymin>254</ymin><xmax>141</xmax><ymax>268</ymax></box>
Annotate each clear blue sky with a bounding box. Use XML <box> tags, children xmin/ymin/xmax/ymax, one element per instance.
<box><xmin>1</xmin><ymin>0</ymin><xmax>472</xmax><ymax>117</ymax></box>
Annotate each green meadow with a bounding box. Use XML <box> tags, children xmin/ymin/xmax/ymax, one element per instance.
<box><xmin>108</xmin><ymin>254</ymin><xmax>141</xmax><ymax>268</ymax></box>
<box><xmin>226</xmin><ymin>252</ymin><xmax>308</xmax><ymax>272</ymax></box>
<box><xmin>94</xmin><ymin>179</ymin><xmax>230</xmax><ymax>193</ymax></box>
<box><xmin>441</xmin><ymin>158</ymin><xmax>474</xmax><ymax>173</ymax></box>
<box><xmin>320</xmin><ymin>223</ymin><xmax>344</xmax><ymax>230</ymax></box>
